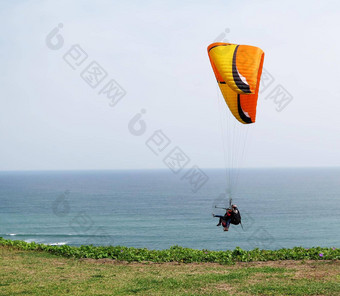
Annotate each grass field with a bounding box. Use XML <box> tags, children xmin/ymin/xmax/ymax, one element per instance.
<box><xmin>1</xmin><ymin>246</ymin><xmax>339</xmax><ymax>296</ymax></box>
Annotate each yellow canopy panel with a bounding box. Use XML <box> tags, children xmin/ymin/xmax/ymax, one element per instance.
<box><xmin>208</xmin><ymin>42</ymin><xmax>264</xmax><ymax>124</ymax></box>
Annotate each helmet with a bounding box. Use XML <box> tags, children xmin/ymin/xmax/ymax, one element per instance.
<box><xmin>232</xmin><ymin>204</ymin><xmax>237</xmax><ymax>208</ymax></box>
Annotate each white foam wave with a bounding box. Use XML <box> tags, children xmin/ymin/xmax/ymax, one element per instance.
<box><xmin>48</xmin><ymin>242</ymin><xmax>67</xmax><ymax>246</ymax></box>
<box><xmin>24</xmin><ymin>239</ymin><xmax>35</xmax><ymax>243</ymax></box>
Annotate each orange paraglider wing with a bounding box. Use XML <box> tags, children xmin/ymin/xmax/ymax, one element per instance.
<box><xmin>208</xmin><ymin>43</ymin><xmax>264</xmax><ymax>124</ymax></box>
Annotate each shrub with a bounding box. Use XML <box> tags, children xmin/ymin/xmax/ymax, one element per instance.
<box><xmin>0</xmin><ymin>237</ymin><xmax>338</xmax><ymax>264</ymax></box>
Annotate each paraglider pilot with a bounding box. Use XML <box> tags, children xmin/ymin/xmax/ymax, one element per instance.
<box><xmin>213</xmin><ymin>205</ymin><xmax>241</xmax><ymax>231</ymax></box>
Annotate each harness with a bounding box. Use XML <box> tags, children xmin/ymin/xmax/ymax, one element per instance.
<box><xmin>230</xmin><ymin>209</ymin><xmax>241</xmax><ymax>225</ymax></box>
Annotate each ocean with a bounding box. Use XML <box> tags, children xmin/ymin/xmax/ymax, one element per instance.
<box><xmin>0</xmin><ymin>168</ymin><xmax>339</xmax><ymax>251</ymax></box>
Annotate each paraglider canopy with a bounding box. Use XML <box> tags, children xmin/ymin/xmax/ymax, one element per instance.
<box><xmin>207</xmin><ymin>43</ymin><xmax>264</xmax><ymax>124</ymax></box>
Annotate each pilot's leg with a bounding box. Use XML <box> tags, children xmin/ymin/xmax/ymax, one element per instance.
<box><xmin>216</xmin><ymin>218</ymin><xmax>222</xmax><ymax>226</ymax></box>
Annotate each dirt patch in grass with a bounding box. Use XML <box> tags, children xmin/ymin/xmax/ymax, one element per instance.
<box><xmin>214</xmin><ymin>282</ymin><xmax>236</xmax><ymax>292</ymax></box>
<box><xmin>291</xmin><ymin>261</ymin><xmax>340</xmax><ymax>281</ymax></box>
<box><xmin>81</xmin><ymin>258</ymin><xmax>338</xmax><ymax>267</ymax></box>
<box><xmin>80</xmin><ymin>258</ymin><xmax>340</xmax><ymax>281</ymax></box>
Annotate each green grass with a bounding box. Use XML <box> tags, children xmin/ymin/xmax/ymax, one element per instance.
<box><xmin>1</xmin><ymin>245</ymin><xmax>339</xmax><ymax>296</ymax></box>
<box><xmin>1</xmin><ymin>237</ymin><xmax>339</xmax><ymax>263</ymax></box>
<box><xmin>242</xmin><ymin>281</ymin><xmax>340</xmax><ymax>296</ymax></box>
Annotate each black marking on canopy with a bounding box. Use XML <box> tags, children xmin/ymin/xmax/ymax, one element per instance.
<box><xmin>237</xmin><ymin>94</ymin><xmax>252</xmax><ymax>124</ymax></box>
<box><xmin>208</xmin><ymin>44</ymin><xmax>231</xmax><ymax>52</ymax></box>
<box><xmin>232</xmin><ymin>46</ymin><xmax>251</xmax><ymax>94</ymax></box>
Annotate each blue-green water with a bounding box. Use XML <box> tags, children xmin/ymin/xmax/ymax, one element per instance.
<box><xmin>0</xmin><ymin>169</ymin><xmax>339</xmax><ymax>250</ymax></box>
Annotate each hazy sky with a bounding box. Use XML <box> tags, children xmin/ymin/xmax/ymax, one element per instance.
<box><xmin>1</xmin><ymin>0</ymin><xmax>340</xmax><ymax>170</ymax></box>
